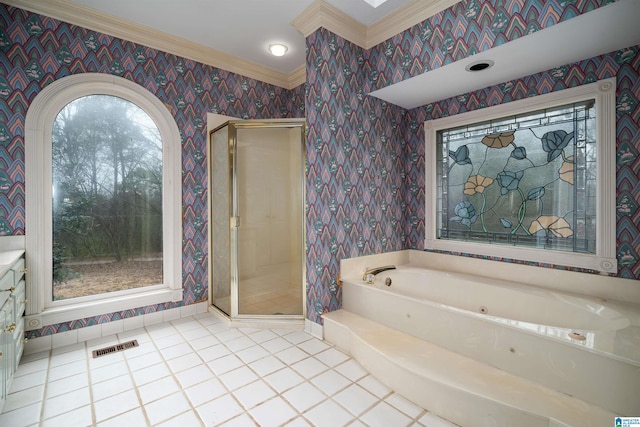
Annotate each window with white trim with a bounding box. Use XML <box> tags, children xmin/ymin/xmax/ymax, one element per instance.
<box><xmin>425</xmin><ymin>78</ymin><xmax>617</xmax><ymax>273</ymax></box>
<box><xmin>25</xmin><ymin>74</ymin><xmax>182</xmax><ymax>330</ymax></box>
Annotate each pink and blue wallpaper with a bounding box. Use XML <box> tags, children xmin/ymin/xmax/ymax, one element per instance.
<box><xmin>1</xmin><ymin>0</ymin><xmax>639</xmax><ymax>332</ymax></box>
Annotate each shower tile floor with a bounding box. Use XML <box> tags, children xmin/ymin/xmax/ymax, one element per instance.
<box><xmin>0</xmin><ymin>313</ymin><xmax>457</xmax><ymax>426</ymax></box>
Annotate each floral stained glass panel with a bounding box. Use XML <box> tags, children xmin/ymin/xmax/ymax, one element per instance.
<box><xmin>436</xmin><ymin>101</ymin><xmax>596</xmax><ymax>254</ymax></box>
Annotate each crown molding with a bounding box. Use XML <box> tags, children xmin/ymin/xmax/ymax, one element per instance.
<box><xmin>5</xmin><ymin>0</ymin><xmax>459</xmax><ymax>89</ymax></box>
<box><xmin>3</xmin><ymin>0</ymin><xmax>295</xmax><ymax>88</ymax></box>
<box><xmin>291</xmin><ymin>0</ymin><xmax>367</xmax><ymax>47</ymax></box>
<box><xmin>366</xmin><ymin>0</ymin><xmax>459</xmax><ymax>48</ymax></box>
<box><xmin>288</xmin><ymin>65</ymin><xmax>306</xmax><ymax>88</ymax></box>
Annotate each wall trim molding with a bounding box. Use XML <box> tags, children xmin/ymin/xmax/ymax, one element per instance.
<box><xmin>4</xmin><ymin>0</ymin><xmax>454</xmax><ymax>89</ymax></box>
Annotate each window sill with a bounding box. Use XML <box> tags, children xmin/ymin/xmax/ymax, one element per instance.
<box><xmin>426</xmin><ymin>239</ymin><xmax>617</xmax><ymax>274</ymax></box>
<box><xmin>25</xmin><ymin>288</ymin><xmax>182</xmax><ymax>331</ymax></box>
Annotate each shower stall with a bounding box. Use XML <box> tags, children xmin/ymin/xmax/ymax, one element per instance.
<box><xmin>208</xmin><ymin>119</ymin><xmax>306</xmax><ymax>323</ymax></box>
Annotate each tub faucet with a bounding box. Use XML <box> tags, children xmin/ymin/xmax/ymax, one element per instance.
<box><xmin>363</xmin><ymin>265</ymin><xmax>396</xmax><ymax>283</ymax></box>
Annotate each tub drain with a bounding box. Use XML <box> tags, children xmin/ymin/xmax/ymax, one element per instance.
<box><xmin>479</xmin><ymin>306</ymin><xmax>488</xmax><ymax>314</ymax></box>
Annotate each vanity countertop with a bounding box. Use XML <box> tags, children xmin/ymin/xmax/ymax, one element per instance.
<box><xmin>0</xmin><ymin>250</ymin><xmax>25</xmax><ymax>278</ymax></box>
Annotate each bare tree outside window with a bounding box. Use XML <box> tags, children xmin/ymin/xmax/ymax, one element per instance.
<box><xmin>52</xmin><ymin>95</ymin><xmax>163</xmax><ymax>300</ymax></box>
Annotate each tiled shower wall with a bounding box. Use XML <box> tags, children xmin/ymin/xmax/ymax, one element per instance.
<box><xmin>0</xmin><ymin>5</ymin><xmax>304</xmax><ymax>337</ymax></box>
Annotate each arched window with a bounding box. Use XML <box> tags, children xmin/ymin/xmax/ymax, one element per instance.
<box><xmin>25</xmin><ymin>74</ymin><xmax>182</xmax><ymax>330</ymax></box>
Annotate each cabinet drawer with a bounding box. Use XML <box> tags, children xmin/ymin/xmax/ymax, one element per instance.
<box><xmin>10</xmin><ymin>257</ymin><xmax>25</xmax><ymax>285</ymax></box>
<box><xmin>0</xmin><ymin>273</ymin><xmax>11</xmax><ymax>292</ymax></box>
<box><xmin>13</xmin><ymin>280</ymin><xmax>26</xmax><ymax>317</ymax></box>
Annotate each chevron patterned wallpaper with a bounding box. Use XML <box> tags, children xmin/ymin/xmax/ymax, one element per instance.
<box><xmin>1</xmin><ymin>0</ymin><xmax>638</xmax><ymax>333</ymax></box>
<box><xmin>0</xmin><ymin>5</ymin><xmax>303</xmax><ymax>337</ymax></box>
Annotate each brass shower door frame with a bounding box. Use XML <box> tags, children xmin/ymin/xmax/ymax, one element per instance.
<box><xmin>207</xmin><ymin>119</ymin><xmax>306</xmax><ymax>323</ymax></box>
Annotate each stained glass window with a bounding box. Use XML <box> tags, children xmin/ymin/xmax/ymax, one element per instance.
<box><xmin>436</xmin><ymin>101</ymin><xmax>596</xmax><ymax>254</ymax></box>
<box><xmin>425</xmin><ymin>78</ymin><xmax>617</xmax><ymax>273</ymax></box>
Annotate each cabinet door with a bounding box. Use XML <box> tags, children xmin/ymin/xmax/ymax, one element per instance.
<box><xmin>0</xmin><ymin>304</ymin><xmax>7</xmax><ymax>407</ymax></box>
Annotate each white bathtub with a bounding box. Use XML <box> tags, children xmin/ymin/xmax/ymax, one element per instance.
<box><xmin>340</xmin><ymin>265</ymin><xmax>640</xmax><ymax>416</ymax></box>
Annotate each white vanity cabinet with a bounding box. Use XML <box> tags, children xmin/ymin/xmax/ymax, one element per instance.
<box><xmin>0</xmin><ymin>251</ymin><xmax>26</xmax><ymax>413</ymax></box>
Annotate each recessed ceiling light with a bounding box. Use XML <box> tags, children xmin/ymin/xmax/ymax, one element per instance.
<box><xmin>466</xmin><ymin>60</ymin><xmax>494</xmax><ymax>72</ymax></box>
<box><xmin>363</xmin><ymin>0</ymin><xmax>389</xmax><ymax>7</ymax></box>
<box><xmin>268</xmin><ymin>44</ymin><xmax>288</xmax><ymax>57</ymax></box>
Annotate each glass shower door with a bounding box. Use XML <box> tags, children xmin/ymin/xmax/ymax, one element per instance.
<box><xmin>235</xmin><ymin>125</ymin><xmax>304</xmax><ymax>316</ymax></box>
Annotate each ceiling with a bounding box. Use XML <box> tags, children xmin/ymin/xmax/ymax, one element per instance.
<box><xmin>5</xmin><ymin>0</ymin><xmax>640</xmax><ymax>108</ymax></box>
<box><xmin>62</xmin><ymin>0</ymin><xmax>414</xmax><ymax>75</ymax></box>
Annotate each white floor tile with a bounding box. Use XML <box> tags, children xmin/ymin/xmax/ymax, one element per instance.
<box><xmin>156</xmin><ymin>409</ymin><xmax>202</xmax><ymax>427</ymax></box>
<box><xmin>131</xmin><ymin>361</ymin><xmax>171</xmax><ymax>386</ymax></box>
<box><xmin>188</xmin><ymin>334</ymin><xmax>220</xmax><ymax>350</ymax></box>
<box><xmin>236</xmin><ymin>344</ymin><xmax>270</xmax><ymax>364</ymax></box>
<box><xmin>198</xmin><ymin>343</ymin><xmax>231</xmax><ymax>362</ymax></box>
<box><xmin>91</xmin><ymin>375</ymin><xmax>134</xmax><ymax>402</ymax></box>
<box><xmin>154</xmin><ymin>333</ymin><xmax>186</xmax><ymax>350</ymax></box>
<box><xmin>225</xmin><ymin>336</ymin><xmax>256</xmax><ymax>352</ymax></box>
<box><xmin>41</xmin><ymin>405</ymin><xmax>92</xmax><ymax>427</ymax></box>
<box><xmin>249</xmin><ymin>355</ymin><xmax>285</xmax><ymax>377</ymax></box>
<box><xmin>297</xmin><ymin>338</ymin><xmax>330</xmax><ymax>355</ymax></box>
<box><xmin>233</xmin><ymin>379</ymin><xmax>277</xmax><ymax>410</ymax></box>
<box><xmin>261</xmin><ymin>337</ymin><xmax>293</xmax><ymax>353</ymax></box>
<box><xmin>14</xmin><ymin>357</ymin><xmax>49</xmax><ymax>378</ymax></box>
<box><xmin>219</xmin><ymin>366</ymin><xmax>259</xmax><ymax>390</ymax></box>
<box><xmin>137</xmin><ymin>375</ymin><xmax>180</xmax><ymax>404</ymax></box>
<box><xmin>175</xmin><ymin>363</ymin><xmax>215</xmax><ymax>389</ymax></box>
<box><xmin>97</xmin><ymin>408</ymin><xmax>147</xmax><ymax>427</ymax></box>
<box><xmin>1</xmin><ymin>314</ymin><xmax>446</xmax><ymax>427</ymax></box>
<box><xmin>144</xmin><ymin>392</ymin><xmax>191</xmax><ymax>425</ymax></box>
<box><xmin>358</xmin><ymin>374</ymin><xmax>392</xmax><ymax>399</ymax></box>
<box><xmin>274</xmin><ymin>346</ymin><xmax>308</xmax><ymax>365</ymax></box>
<box><xmin>220</xmin><ymin>413</ymin><xmax>258</xmax><ymax>427</ymax></box>
<box><xmin>208</xmin><ymin>354</ymin><xmax>244</xmax><ymax>375</ymax></box>
<box><xmin>386</xmin><ymin>392</ymin><xmax>425</xmax><ymax>418</ymax></box>
<box><xmin>284</xmin><ymin>417</ymin><xmax>313</xmax><ymax>427</ymax></box>
<box><xmin>46</xmin><ymin>359</ymin><xmax>87</xmax><ymax>382</ymax></box>
<box><xmin>184</xmin><ymin>378</ymin><xmax>227</xmax><ymax>407</ymax></box>
<box><xmin>127</xmin><ymin>350</ymin><xmax>163</xmax><ymax>371</ymax></box>
<box><xmin>0</xmin><ymin>402</ymin><xmax>42</xmax><ymax>427</ymax></box>
<box><xmin>314</xmin><ymin>347</ymin><xmax>350</xmax><ymax>367</ymax></box>
<box><xmin>248</xmin><ymin>329</ymin><xmax>279</xmax><ymax>344</ymax></box>
<box><xmin>418</xmin><ymin>412</ymin><xmax>459</xmax><ymax>427</ymax></box>
<box><xmin>196</xmin><ymin>394</ymin><xmax>244</xmax><ymax>426</ymax></box>
<box><xmin>249</xmin><ymin>396</ymin><xmax>297</xmax><ymax>427</ymax></box>
<box><xmin>360</xmin><ymin>401</ymin><xmax>413</xmax><ymax>427</ymax></box>
<box><xmin>282</xmin><ymin>382</ymin><xmax>326</xmax><ymax>412</ymax></box>
<box><xmin>291</xmin><ymin>357</ymin><xmax>328</xmax><ymax>379</ymax></box>
<box><xmin>166</xmin><ymin>352</ymin><xmax>202</xmax><ymax>373</ymax></box>
<box><xmin>42</xmin><ymin>387</ymin><xmax>91</xmax><ymax>420</ymax></box>
<box><xmin>282</xmin><ymin>331</ymin><xmax>313</xmax><ymax>345</ymax></box>
<box><xmin>93</xmin><ymin>389</ymin><xmax>140</xmax><ymax>423</ymax></box>
<box><xmin>334</xmin><ymin>359</ymin><xmax>368</xmax><ymax>382</ymax></box>
<box><xmin>9</xmin><ymin>370</ymin><xmax>47</xmax><ymax>393</ymax></box>
<box><xmin>333</xmin><ymin>384</ymin><xmax>379</xmax><ymax>416</ymax></box>
<box><xmin>3</xmin><ymin>385</ymin><xmax>44</xmax><ymax>413</ymax></box>
<box><xmin>263</xmin><ymin>367</ymin><xmax>305</xmax><ymax>393</ymax></box>
<box><xmin>160</xmin><ymin>342</ymin><xmax>192</xmax><ymax>360</ymax></box>
<box><xmin>303</xmin><ymin>399</ymin><xmax>354</xmax><ymax>427</ymax></box>
<box><xmin>311</xmin><ymin>369</ymin><xmax>351</xmax><ymax>396</ymax></box>
<box><xmin>90</xmin><ymin>360</ymin><xmax>129</xmax><ymax>384</ymax></box>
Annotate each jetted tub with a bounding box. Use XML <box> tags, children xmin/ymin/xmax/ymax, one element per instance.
<box><xmin>341</xmin><ymin>266</ymin><xmax>640</xmax><ymax>416</ymax></box>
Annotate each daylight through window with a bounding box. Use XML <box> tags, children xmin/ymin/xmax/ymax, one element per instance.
<box><xmin>52</xmin><ymin>95</ymin><xmax>163</xmax><ymax>300</ymax></box>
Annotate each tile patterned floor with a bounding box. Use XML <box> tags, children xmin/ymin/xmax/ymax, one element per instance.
<box><xmin>0</xmin><ymin>313</ymin><xmax>456</xmax><ymax>427</ymax></box>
